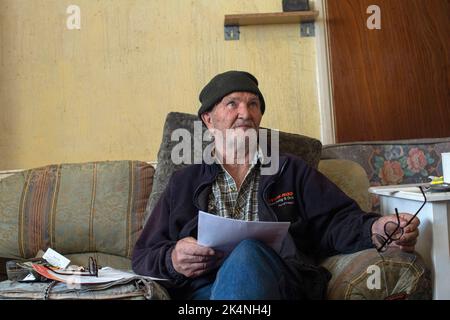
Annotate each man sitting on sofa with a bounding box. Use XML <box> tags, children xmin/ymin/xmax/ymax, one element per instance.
<box><xmin>132</xmin><ymin>70</ymin><xmax>420</xmax><ymax>300</ymax></box>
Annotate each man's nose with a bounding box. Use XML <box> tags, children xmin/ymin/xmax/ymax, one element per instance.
<box><xmin>237</xmin><ymin>102</ymin><xmax>251</xmax><ymax>118</ymax></box>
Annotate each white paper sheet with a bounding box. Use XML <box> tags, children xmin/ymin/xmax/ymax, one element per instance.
<box><xmin>197</xmin><ymin>211</ymin><xmax>290</xmax><ymax>255</ymax></box>
<box><xmin>42</xmin><ymin>248</ymin><xmax>71</xmax><ymax>269</ymax></box>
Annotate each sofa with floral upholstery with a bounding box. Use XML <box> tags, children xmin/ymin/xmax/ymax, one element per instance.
<box><xmin>321</xmin><ymin>138</ymin><xmax>450</xmax><ymax>213</ymax></box>
<box><xmin>0</xmin><ymin>112</ymin><xmax>436</xmax><ymax>299</ymax></box>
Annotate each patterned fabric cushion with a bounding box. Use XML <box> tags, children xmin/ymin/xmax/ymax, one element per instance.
<box><xmin>322</xmin><ymin>138</ymin><xmax>450</xmax><ymax>212</ymax></box>
<box><xmin>147</xmin><ymin>112</ymin><xmax>322</xmax><ymax>217</ymax></box>
<box><xmin>320</xmin><ymin>248</ymin><xmax>432</xmax><ymax>300</ymax></box>
<box><xmin>0</xmin><ymin>161</ymin><xmax>154</xmax><ymax>260</ymax></box>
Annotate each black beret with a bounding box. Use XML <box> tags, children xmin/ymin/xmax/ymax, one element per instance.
<box><xmin>198</xmin><ymin>70</ymin><xmax>265</xmax><ymax>119</ymax></box>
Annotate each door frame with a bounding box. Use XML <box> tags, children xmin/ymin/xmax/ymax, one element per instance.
<box><xmin>315</xmin><ymin>0</ymin><xmax>335</xmax><ymax>145</ymax></box>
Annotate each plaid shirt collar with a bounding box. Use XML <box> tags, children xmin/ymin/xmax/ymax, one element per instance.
<box><xmin>208</xmin><ymin>147</ymin><xmax>262</xmax><ymax>221</ymax></box>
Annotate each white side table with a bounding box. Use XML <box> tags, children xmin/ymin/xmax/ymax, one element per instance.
<box><xmin>369</xmin><ymin>185</ymin><xmax>450</xmax><ymax>300</ymax></box>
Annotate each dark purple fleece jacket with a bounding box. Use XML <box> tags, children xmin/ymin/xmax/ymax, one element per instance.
<box><xmin>132</xmin><ymin>154</ymin><xmax>380</xmax><ymax>299</ymax></box>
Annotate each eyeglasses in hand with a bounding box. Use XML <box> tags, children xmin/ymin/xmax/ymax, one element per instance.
<box><xmin>373</xmin><ymin>186</ymin><xmax>426</xmax><ymax>253</ymax></box>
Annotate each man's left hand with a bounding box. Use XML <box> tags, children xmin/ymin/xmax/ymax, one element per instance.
<box><xmin>371</xmin><ymin>213</ymin><xmax>420</xmax><ymax>252</ymax></box>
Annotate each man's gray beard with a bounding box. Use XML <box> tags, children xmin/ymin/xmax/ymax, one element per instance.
<box><xmin>214</xmin><ymin>128</ymin><xmax>258</xmax><ymax>165</ymax></box>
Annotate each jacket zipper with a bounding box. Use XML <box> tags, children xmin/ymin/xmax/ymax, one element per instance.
<box><xmin>192</xmin><ymin>169</ymin><xmax>219</xmax><ymax>210</ymax></box>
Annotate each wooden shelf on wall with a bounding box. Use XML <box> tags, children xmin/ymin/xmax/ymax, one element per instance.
<box><xmin>224</xmin><ymin>10</ymin><xmax>319</xmax><ymax>26</ymax></box>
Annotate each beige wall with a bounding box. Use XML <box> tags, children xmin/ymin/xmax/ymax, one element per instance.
<box><xmin>0</xmin><ymin>0</ymin><xmax>320</xmax><ymax>170</ymax></box>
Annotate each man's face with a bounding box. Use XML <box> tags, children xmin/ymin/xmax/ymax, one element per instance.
<box><xmin>201</xmin><ymin>91</ymin><xmax>262</xmax><ymax>134</ymax></box>
<box><xmin>201</xmin><ymin>91</ymin><xmax>262</xmax><ymax>163</ymax></box>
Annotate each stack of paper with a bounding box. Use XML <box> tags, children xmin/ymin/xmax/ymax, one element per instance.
<box><xmin>197</xmin><ymin>211</ymin><xmax>290</xmax><ymax>254</ymax></box>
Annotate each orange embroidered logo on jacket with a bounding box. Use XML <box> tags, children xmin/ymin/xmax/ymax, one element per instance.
<box><xmin>268</xmin><ymin>191</ymin><xmax>295</xmax><ymax>207</ymax></box>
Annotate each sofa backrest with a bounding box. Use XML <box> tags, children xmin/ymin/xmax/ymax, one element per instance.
<box><xmin>146</xmin><ymin>112</ymin><xmax>323</xmax><ymax>217</ymax></box>
<box><xmin>322</xmin><ymin>137</ymin><xmax>450</xmax><ymax>211</ymax></box>
<box><xmin>0</xmin><ymin>161</ymin><xmax>154</xmax><ymax>260</ymax></box>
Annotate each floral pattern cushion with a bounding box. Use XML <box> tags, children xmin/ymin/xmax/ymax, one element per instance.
<box><xmin>321</xmin><ymin>138</ymin><xmax>450</xmax><ymax>212</ymax></box>
<box><xmin>371</xmin><ymin>146</ymin><xmax>440</xmax><ymax>185</ymax></box>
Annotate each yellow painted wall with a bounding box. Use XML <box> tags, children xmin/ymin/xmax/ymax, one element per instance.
<box><xmin>0</xmin><ymin>0</ymin><xmax>320</xmax><ymax>170</ymax></box>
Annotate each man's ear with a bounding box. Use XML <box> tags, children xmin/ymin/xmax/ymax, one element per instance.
<box><xmin>201</xmin><ymin>112</ymin><xmax>213</xmax><ymax>129</ymax></box>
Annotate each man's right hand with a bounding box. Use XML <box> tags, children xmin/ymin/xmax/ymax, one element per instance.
<box><xmin>171</xmin><ymin>237</ymin><xmax>224</xmax><ymax>278</ymax></box>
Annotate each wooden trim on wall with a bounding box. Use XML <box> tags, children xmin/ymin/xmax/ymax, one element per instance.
<box><xmin>224</xmin><ymin>11</ymin><xmax>319</xmax><ymax>26</ymax></box>
<box><xmin>315</xmin><ymin>0</ymin><xmax>336</xmax><ymax>145</ymax></box>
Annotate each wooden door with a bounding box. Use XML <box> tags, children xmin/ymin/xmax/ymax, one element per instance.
<box><xmin>326</xmin><ymin>0</ymin><xmax>450</xmax><ymax>142</ymax></box>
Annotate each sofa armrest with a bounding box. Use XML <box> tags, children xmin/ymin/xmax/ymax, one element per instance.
<box><xmin>320</xmin><ymin>248</ymin><xmax>432</xmax><ymax>300</ymax></box>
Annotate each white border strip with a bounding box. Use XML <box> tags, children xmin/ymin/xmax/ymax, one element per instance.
<box><xmin>315</xmin><ymin>0</ymin><xmax>335</xmax><ymax>145</ymax></box>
